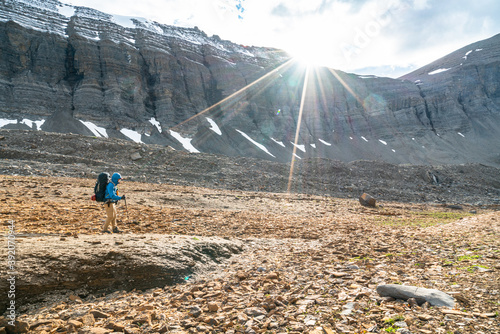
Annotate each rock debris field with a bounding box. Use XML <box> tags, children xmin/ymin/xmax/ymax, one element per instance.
<box><xmin>0</xmin><ymin>129</ymin><xmax>499</xmax><ymax>334</ymax></box>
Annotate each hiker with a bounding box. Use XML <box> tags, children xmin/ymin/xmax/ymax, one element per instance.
<box><xmin>102</xmin><ymin>172</ymin><xmax>125</xmax><ymax>234</ymax></box>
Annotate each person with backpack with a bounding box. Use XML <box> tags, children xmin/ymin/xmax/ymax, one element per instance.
<box><xmin>102</xmin><ymin>172</ymin><xmax>125</xmax><ymax>234</ymax></box>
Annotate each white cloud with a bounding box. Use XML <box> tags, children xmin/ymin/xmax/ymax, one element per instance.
<box><xmin>413</xmin><ymin>0</ymin><xmax>431</xmax><ymax>10</ymax></box>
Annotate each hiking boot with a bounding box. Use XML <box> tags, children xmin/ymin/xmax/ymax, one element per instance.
<box><xmin>102</xmin><ymin>230</ymin><xmax>111</xmax><ymax>234</ymax></box>
<box><xmin>112</xmin><ymin>227</ymin><xmax>123</xmax><ymax>233</ymax></box>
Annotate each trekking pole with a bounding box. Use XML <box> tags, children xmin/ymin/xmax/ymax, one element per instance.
<box><xmin>123</xmin><ymin>196</ymin><xmax>130</xmax><ymax>224</ymax></box>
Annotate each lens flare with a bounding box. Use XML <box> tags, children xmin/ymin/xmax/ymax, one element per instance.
<box><xmin>170</xmin><ymin>58</ymin><xmax>295</xmax><ymax>131</ymax></box>
<box><xmin>287</xmin><ymin>65</ymin><xmax>310</xmax><ymax>193</ymax></box>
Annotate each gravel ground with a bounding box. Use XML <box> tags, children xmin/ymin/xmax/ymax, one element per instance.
<box><xmin>1</xmin><ymin>129</ymin><xmax>500</xmax><ymax>206</ymax></box>
<box><xmin>0</xmin><ymin>129</ymin><xmax>499</xmax><ymax>334</ymax></box>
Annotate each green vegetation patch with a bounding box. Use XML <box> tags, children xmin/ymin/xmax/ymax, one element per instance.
<box><xmin>374</xmin><ymin>210</ymin><xmax>474</xmax><ymax>228</ymax></box>
<box><xmin>457</xmin><ymin>254</ymin><xmax>482</xmax><ymax>261</ymax></box>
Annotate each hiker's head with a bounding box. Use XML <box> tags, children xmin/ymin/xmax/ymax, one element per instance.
<box><xmin>112</xmin><ymin>173</ymin><xmax>122</xmax><ymax>185</ymax></box>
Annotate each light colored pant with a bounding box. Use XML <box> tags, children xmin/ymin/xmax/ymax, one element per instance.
<box><xmin>103</xmin><ymin>202</ymin><xmax>117</xmax><ymax>231</ymax></box>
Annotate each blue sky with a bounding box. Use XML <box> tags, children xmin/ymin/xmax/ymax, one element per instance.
<box><xmin>60</xmin><ymin>0</ymin><xmax>500</xmax><ymax>78</ymax></box>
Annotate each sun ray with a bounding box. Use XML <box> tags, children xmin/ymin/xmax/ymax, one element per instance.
<box><xmin>308</xmin><ymin>67</ymin><xmax>331</xmax><ymax>139</ymax></box>
<box><xmin>314</xmin><ymin>67</ymin><xmax>329</xmax><ymax>112</ymax></box>
<box><xmin>287</xmin><ymin>65</ymin><xmax>310</xmax><ymax>194</ymax></box>
<box><xmin>327</xmin><ymin>68</ymin><xmax>364</xmax><ymax>107</ymax></box>
<box><xmin>169</xmin><ymin>58</ymin><xmax>295</xmax><ymax>131</ymax></box>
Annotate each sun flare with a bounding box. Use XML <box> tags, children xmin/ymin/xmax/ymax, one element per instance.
<box><xmin>290</xmin><ymin>48</ymin><xmax>327</xmax><ymax>67</ymax></box>
<box><xmin>285</xmin><ymin>33</ymin><xmax>336</xmax><ymax>68</ymax></box>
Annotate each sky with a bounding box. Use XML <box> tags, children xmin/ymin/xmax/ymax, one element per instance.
<box><xmin>59</xmin><ymin>0</ymin><xmax>500</xmax><ymax>78</ymax></box>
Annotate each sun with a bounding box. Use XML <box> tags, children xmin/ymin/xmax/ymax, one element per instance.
<box><xmin>285</xmin><ymin>34</ymin><xmax>336</xmax><ymax>68</ymax></box>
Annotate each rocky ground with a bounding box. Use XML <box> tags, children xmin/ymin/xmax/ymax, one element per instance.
<box><xmin>2</xmin><ymin>129</ymin><xmax>500</xmax><ymax>205</ymax></box>
<box><xmin>0</xmin><ymin>129</ymin><xmax>499</xmax><ymax>334</ymax></box>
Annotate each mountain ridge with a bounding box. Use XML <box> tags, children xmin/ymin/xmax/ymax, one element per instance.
<box><xmin>1</xmin><ymin>0</ymin><xmax>500</xmax><ymax>167</ymax></box>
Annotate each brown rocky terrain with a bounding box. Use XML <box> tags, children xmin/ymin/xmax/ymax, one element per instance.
<box><xmin>0</xmin><ymin>130</ymin><xmax>499</xmax><ymax>334</ymax></box>
<box><xmin>1</xmin><ymin>2</ymin><xmax>500</xmax><ymax>333</ymax></box>
<box><xmin>2</xmin><ymin>129</ymin><xmax>500</xmax><ymax>206</ymax></box>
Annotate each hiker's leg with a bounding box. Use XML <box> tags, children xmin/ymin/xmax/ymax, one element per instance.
<box><xmin>103</xmin><ymin>203</ymin><xmax>114</xmax><ymax>231</ymax></box>
<box><xmin>110</xmin><ymin>203</ymin><xmax>117</xmax><ymax>229</ymax></box>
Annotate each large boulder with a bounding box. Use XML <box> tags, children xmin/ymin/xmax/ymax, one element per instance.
<box><xmin>376</xmin><ymin>284</ymin><xmax>455</xmax><ymax>308</ymax></box>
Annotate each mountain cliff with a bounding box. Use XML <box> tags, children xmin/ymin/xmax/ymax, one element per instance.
<box><xmin>0</xmin><ymin>0</ymin><xmax>288</xmax><ymax>146</ymax></box>
<box><xmin>1</xmin><ymin>0</ymin><xmax>500</xmax><ymax>167</ymax></box>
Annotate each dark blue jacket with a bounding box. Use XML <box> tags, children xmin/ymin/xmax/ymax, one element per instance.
<box><xmin>105</xmin><ymin>173</ymin><xmax>123</xmax><ymax>202</ymax></box>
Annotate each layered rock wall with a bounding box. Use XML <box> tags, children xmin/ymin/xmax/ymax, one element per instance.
<box><xmin>1</xmin><ymin>0</ymin><xmax>500</xmax><ymax>166</ymax></box>
<box><xmin>0</xmin><ymin>0</ymin><xmax>286</xmax><ymax>133</ymax></box>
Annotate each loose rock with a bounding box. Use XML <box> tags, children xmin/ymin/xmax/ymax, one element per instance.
<box><xmin>376</xmin><ymin>284</ymin><xmax>456</xmax><ymax>308</ymax></box>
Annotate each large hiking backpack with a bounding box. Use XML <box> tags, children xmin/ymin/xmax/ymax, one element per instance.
<box><xmin>92</xmin><ymin>172</ymin><xmax>110</xmax><ymax>202</ymax></box>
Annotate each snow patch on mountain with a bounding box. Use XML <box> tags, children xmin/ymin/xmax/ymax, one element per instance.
<box><xmin>22</xmin><ymin>119</ymin><xmax>33</xmax><ymax>129</ymax></box>
<box><xmin>34</xmin><ymin>120</ymin><xmax>45</xmax><ymax>130</ymax></box>
<box><xmin>271</xmin><ymin>138</ymin><xmax>285</xmax><ymax>147</ymax></box>
<box><xmin>149</xmin><ymin>117</ymin><xmax>162</xmax><ymax>133</ymax></box>
<box><xmin>463</xmin><ymin>50</ymin><xmax>473</xmax><ymax>60</ymax></box>
<box><xmin>428</xmin><ymin>68</ymin><xmax>450</xmax><ymax>75</ymax></box>
<box><xmin>170</xmin><ymin>130</ymin><xmax>200</xmax><ymax>153</ymax></box>
<box><xmin>318</xmin><ymin>139</ymin><xmax>331</xmax><ymax>146</ymax></box>
<box><xmin>206</xmin><ymin>118</ymin><xmax>222</xmax><ymax>135</ymax></box>
<box><xmin>80</xmin><ymin>120</ymin><xmax>108</xmax><ymax>137</ymax></box>
<box><xmin>290</xmin><ymin>142</ymin><xmax>305</xmax><ymax>152</ymax></box>
<box><xmin>0</xmin><ymin>118</ymin><xmax>44</xmax><ymax>130</ymax></box>
<box><xmin>237</xmin><ymin>130</ymin><xmax>275</xmax><ymax>158</ymax></box>
<box><xmin>120</xmin><ymin>128</ymin><xmax>143</xmax><ymax>143</ymax></box>
<box><xmin>0</xmin><ymin>119</ymin><xmax>17</xmax><ymax>128</ymax></box>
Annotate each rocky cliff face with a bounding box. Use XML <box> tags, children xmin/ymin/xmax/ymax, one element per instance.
<box><xmin>1</xmin><ymin>0</ymin><xmax>500</xmax><ymax>167</ymax></box>
<box><xmin>0</xmin><ymin>0</ymin><xmax>287</xmax><ymax>145</ymax></box>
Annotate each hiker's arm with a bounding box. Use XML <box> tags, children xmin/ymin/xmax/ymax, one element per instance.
<box><xmin>106</xmin><ymin>183</ymin><xmax>122</xmax><ymax>201</ymax></box>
